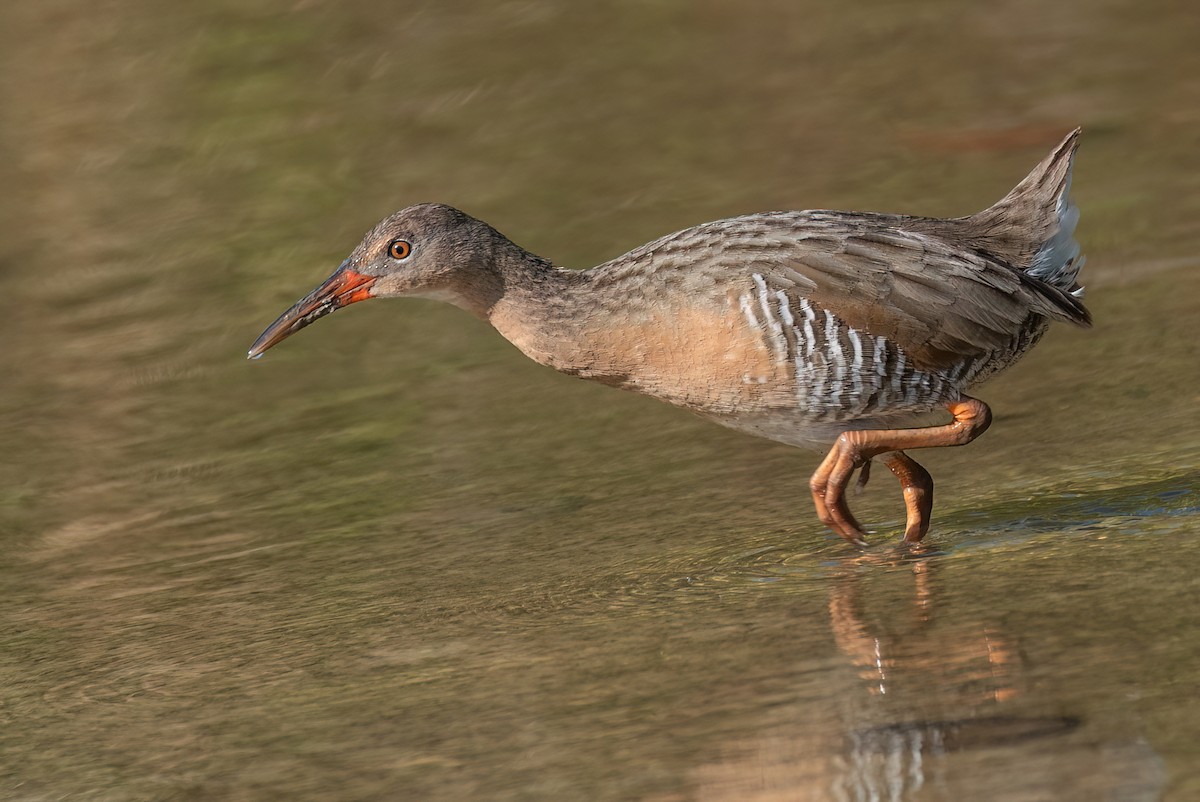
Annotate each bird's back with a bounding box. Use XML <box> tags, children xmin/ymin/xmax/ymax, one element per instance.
<box><xmin>557</xmin><ymin>131</ymin><xmax>1088</xmax><ymax>445</ymax></box>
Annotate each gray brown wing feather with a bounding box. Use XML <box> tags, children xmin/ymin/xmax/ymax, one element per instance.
<box><xmin>757</xmin><ymin>215</ymin><xmax>1085</xmax><ymax>370</ymax></box>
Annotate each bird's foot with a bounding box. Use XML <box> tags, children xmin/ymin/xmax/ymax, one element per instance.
<box><xmin>881</xmin><ymin>451</ymin><xmax>933</xmax><ymax>543</ymax></box>
<box><xmin>810</xmin><ymin>440</ymin><xmax>934</xmax><ymax>547</ymax></box>
<box><xmin>809</xmin><ymin>434</ymin><xmax>876</xmax><ymax>547</ymax></box>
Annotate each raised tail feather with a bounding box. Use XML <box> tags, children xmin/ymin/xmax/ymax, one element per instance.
<box><xmin>932</xmin><ymin>128</ymin><xmax>1090</xmax><ymax>327</ymax></box>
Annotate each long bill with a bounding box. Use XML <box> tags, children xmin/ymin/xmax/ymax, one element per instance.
<box><xmin>247</xmin><ymin>262</ymin><xmax>376</xmax><ymax>359</ymax></box>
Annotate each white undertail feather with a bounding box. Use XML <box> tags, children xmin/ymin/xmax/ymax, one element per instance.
<box><xmin>1027</xmin><ymin>160</ymin><xmax>1085</xmax><ymax>295</ymax></box>
<box><xmin>960</xmin><ymin>128</ymin><xmax>1088</xmax><ymax>305</ymax></box>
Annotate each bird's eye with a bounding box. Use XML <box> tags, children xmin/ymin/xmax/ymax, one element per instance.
<box><xmin>388</xmin><ymin>239</ymin><xmax>412</xmax><ymax>260</ymax></box>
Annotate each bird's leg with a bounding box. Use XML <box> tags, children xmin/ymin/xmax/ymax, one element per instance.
<box><xmin>880</xmin><ymin>451</ymin><xmax>933</xmax><ymax>542</ymax></box>
<box><xmin>809</xmin><ymin>397</ymin><xmax>992</xmax><ymax>545</ymax></box>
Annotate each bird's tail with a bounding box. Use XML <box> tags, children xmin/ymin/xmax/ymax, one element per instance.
<box><xmin>962</xmin><ymin>128</ymin><xmax>1086</xmax><ymax>298</ymax></box>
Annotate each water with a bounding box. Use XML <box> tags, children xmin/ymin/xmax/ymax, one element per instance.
<box><xmin>2</xmin><ymin>1</ymin><xmax>1199</xmax><ymax>799</ymax></box>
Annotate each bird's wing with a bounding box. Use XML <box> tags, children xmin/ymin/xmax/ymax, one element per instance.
<box><xmin>715</xmin><ymin>212</ymin><xmax>1088</xmax><ymax>372</ymax></box>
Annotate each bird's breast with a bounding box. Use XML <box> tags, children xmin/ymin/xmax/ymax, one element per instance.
<box><xmin>565</xmin><ymin>299</ymin><xmax>797</xmax><ymax>412</ymax></box>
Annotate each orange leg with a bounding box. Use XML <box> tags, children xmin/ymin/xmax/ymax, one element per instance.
<box><xmin>809</xmin><ymin>397</ymin><xmax>992</xmax><ymax>545</ymax></box>
<box><xmin>881</xmin><ymin>451</ymin><xmax>933</xmax><ymax>542</ymax></box>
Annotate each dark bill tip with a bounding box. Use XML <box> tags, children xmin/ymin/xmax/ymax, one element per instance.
<box><xmin>247</xmin><ymin>264</ymin><xmax>376</xmax><ymax>359</ymax></box>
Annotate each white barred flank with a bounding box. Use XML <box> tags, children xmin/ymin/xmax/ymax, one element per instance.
<box><xmin>824</xmin><ymin>310</ymin><xmax>845</xmax><ymax>408</ymax></box>
<box><xmin>871</xmin><ymin>335</ymin><xmax>889</xmax><ymax>409</ymax></box>
<box><xmin>847</xmin><ymin>327</ymin><xmax>864</xmax><ymax>403</ymax></box>
<box><xmin>752</xmin><ymin>273</ymin><xmax>787</xmax><ymax>361</ymax></box>
<box><xmin>734</xmin><ymin>275</ymin><xmax>978</xmax><ymax>421</ymax></box>
<box><xmin>774</xmin><ymin>289</ymin><xmax>809</xmax><ymax>407</ymax></box>
<box><xmin>732</xmin><ymin>270</ymin><xmax>1060</xmax><ymax>423</ymax></box>
<box><xmin>798</xmin><ymin>298</ymin><xmax>816</xmax><ymax>357</ymax></box>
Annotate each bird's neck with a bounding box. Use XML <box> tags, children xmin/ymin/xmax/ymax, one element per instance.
<box><xmin>451</xmin><ymin>241</ymin><xmax>590</xmax><ymax>370</ymax></box>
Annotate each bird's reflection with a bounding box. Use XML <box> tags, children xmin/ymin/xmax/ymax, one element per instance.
<box><xmin>826</xmin><ymin>544</ymin><xmax>1019</xmax><ymax>704</ymax></box>
<box><xmin>673</xmin><ymin>545</ymin><xmax>1160</xmax><ymax>802</ymax></box>
<box><xmin>817</xmin><ymin>546</ymin><xmax>1047</xmax><ymax>799</ymax></box>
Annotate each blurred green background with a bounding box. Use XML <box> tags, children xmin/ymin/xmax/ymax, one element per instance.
<box><xmin>1</xmin><ymin>1</ymin><xmax>1198</xmax><ymax>799</ymax></box>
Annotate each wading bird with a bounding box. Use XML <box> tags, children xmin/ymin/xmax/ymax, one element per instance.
<box><xmin>250</xmin><ymin>130</ymin><xmax>1088</xmax><ymax>546</ymax></box>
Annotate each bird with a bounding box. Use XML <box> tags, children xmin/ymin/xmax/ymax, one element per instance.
<box><xmin>249</xmin><ymin>129</ymin><xmax>1089</xmax><ymax>547</ymax></box>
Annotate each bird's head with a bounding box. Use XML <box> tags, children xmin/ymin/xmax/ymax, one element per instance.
<box><xmin>247</xmin><ymin>203</ymin><xmax>502</xmax><ymax>359</ymax></box>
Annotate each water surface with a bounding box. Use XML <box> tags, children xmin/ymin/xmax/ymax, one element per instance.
<box><xmin>2</xmin><ymin>1</ymin><xmax>1198</xmax><ymax>799</ymax></box>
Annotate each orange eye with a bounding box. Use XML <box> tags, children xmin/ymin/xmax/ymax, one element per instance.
<box><xmin>388</xmin><ymin>239</ymin><xmax>412</xmax><ymax>260</ymax></box>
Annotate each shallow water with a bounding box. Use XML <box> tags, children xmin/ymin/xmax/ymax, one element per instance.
<box><xmin>2</xmin><ymin>0</ymin><xmax>1199</xmax><ymax>799</ymax></box>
